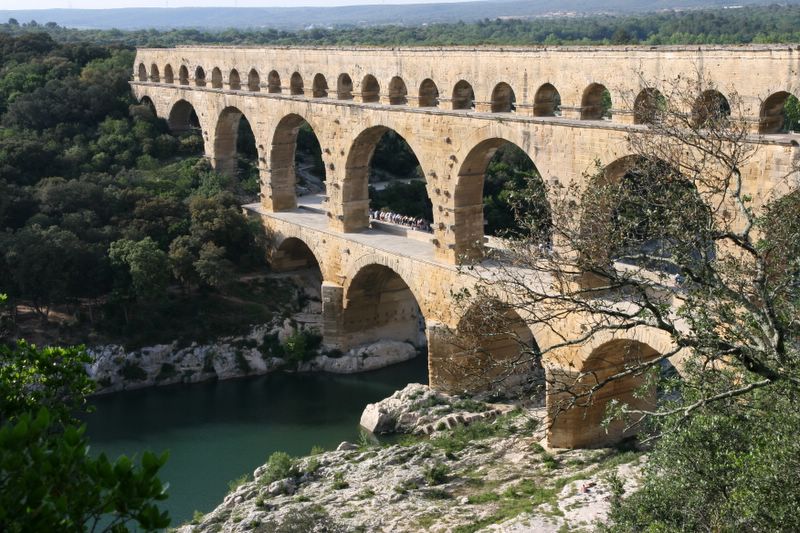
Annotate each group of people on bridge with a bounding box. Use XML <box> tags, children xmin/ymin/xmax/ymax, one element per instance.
<box><xmin>369</xmin><ymin>209</ymin><xmax>432</xmax><ymax>233</ymax></box>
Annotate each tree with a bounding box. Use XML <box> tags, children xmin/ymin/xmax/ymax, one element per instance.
<box><xmin>109</xmin><ymin>237</ymin><xmax>170</xmax><ymax>303</ymax></box>
<box><xmin>453</xmin><ymin>73</ymin><xmax>800</xmax><ymax>524</ymax></box>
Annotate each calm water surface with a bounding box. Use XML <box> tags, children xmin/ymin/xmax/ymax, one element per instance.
<box><xmin>83</xmin><ymin>356</ymin><xmax>427</xmax><ymax>525</ymax></box>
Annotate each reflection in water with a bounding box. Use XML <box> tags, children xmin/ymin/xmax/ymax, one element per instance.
<box><xmin>83</xmin><ymin>355</ymin><xmax>427</xmax><ymax>524</ymax></box>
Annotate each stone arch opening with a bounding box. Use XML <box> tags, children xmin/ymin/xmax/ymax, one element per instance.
<box><xmin>229</xmin><ymin>69</ymin><xmax>241</xmax><ymax>90</ymax></box>
<box><xmin>343</xmin><ymin>126</ymin><xmax>428</xmax><ymax>233</ymax></box>
<box><xmin>211</xmin><ymin>67</ymin><xmax>223</xmax><ymax>89</ymax></box>
<box><xmin>452</xmin><ymin>80</ymin><xmax>475</xmax><ymax>110</ymax></box>
<box><xmin>453</xmin><ymin>138</ymin><xmax>551</xmax><ymax>261</ymax></box>
<box><xmin>312</xmin><ymin>73</ymin><xmax>328</xmax><ymax>98</ymax></box>
<box><xmin>342</xmin><ymin>264</ymin><xmax>425</xmax><ymax>352</ymax></box>
<box><xmin>579</xmin><ymin>155</ymin><xmax>712</xmax><ymax>276</ymax></box>
<box><xmin>179</xmin><ymin>65</ymin><xmax>189</xmax><ymax>85</ymax></box>
<box><xmin>633</xmin><ymin>88</ymin><xmax>666</xmax><ymax>125</ymax></box>
<box><xmin>139</xmin><ymin>96</ymin><xmax>157</xmax><ymax>118</ymax></box>
<box><xmin>581</xmin><ymin>83</ymin><xmax>612</xmax><ymax>120</ymax></box>
<box><xmin>194</xmin><ymin>66</ymin><xmax>206</xmax><ymax>87</ymax></box>
<box><xmin>691</xmin><ymin>89</ymin><xmax>731</xmax><ymax>127</ymax></box>
<box><xmin>164</xmin><ymin>64</ymin><xmax>174</xmax><ymax>84</ymax></box>
<box><xmin>759</xmin><ymin>91</ymin><xmax>797</xmax><ymax>134</ymax></box>
<box><xmin>137</xmin><ymin>63</ymin><xmax>147</xmax><ymax>82</ymax></box>
<box><xmin>167</xmin><ymin>99</ymin><xmax>201</xmax><ymax>134</ymax></box>
<box><xmin>290</xmin><ymin>72</ymin><xmax>304</xmax><ymax>95</ymax></box>
<box><xmin>248</xmin><ymin>69</ymin><xmax>261</xmax><ymax>92</ymax></box>
<box><xmin>267</xmin><ymin>70</ymin><xmax>281</xmax><ymax>93</ymax></box>
<box><xmin>388</xmin><ymin>76</ymin><xmax>408</xmax><ymax>105</ymax></box>
<box><xmin>491</xmin><ymin>82</ymin><xmax>516</xmax><ymax>113</ymax></box>
<box><xmin>445</xmin><ymin>299</ymin><xmax>542</xmax><ymax>394</ymax></box>
<box><xmin>271</xmin><ymin>237</ymin><xmax>323</xmax><ymax>283</ymax></box>
<box><xmin>212</xmin><ymin>107</ymin><xmax>260</xmax><ymax>193</ymax></box>
<box><xmin>418</xmin><ymin>78</ymin><xmax>439</xmax><ymax>107</ymax></box>
<box><xmin>360</xmin><ymin>75</ymin><xmax>380</xmax><ymax>103</ymax></box>
<box><xmin>533</xmin><ymin>83</ymin><xmax>561</xmax><ymax>117</ymax></box>
<box><xmin>267</xmin><ymin>114</ymin><xmax>326</xmax><ymax>211</ymax></box>
<box><xmin>337</xmin><ymin>74</ymin><xmax>353</xmax><ymax>100</ymax></box>
<box><xmin>150</xmin><ymin>63</ymin><xmax>160</xmax><ymax>83</ymax></box>
<box><xmin>548</xmin><ymin>339</ymin><xmax>660</xmax><ymax>448</ymax></box>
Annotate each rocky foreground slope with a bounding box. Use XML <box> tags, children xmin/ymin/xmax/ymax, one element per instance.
<box><xmin>179</xmin><ymin>385</ymin><xmax>643</xmax><ymax>533</ymax></box>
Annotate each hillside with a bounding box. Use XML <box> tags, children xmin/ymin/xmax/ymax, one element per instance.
<box><xmin>2</xmin><ymin>0</ymin><xmax>800</xmax><ymax>30</ymax></box>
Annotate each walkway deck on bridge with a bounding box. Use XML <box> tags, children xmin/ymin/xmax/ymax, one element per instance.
<box><xmin>244</xmin><ymin>195</ymin><xmax>450</xmax><ymax>269</ymax></box>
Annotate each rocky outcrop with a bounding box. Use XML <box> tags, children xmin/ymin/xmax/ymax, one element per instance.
<box><xmin>87</xmin><ymin>322</ymin><xmax>421</xmax><ymax>394</ymax></box>
<box><xmin>179</xmin><ymin>400</ymin><xmax>644</xmax><ymax>533</ymax></box>
<box><xmin>359</xmin><ymin>383</ymin><xmax>514</xmax><ymax>435</ymax></box>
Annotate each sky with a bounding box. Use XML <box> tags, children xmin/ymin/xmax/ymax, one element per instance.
<box><xmin>2</xmin><ymin>0</ymin><xmax>474</xmax><ymax>8</ymax></box>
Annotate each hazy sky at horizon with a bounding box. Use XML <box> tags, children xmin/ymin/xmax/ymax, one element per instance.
<box><xmin>2</xmin><ymin>0</ymin><xmax>476</xmax><ymax>9</ymax></box>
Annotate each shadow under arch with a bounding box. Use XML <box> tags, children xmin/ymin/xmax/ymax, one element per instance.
<box><xmin>164</xmin><ymin>64</ymin><xmax>174</xmax><ymax>84</ymax></box>
<box><xmin>167</xmin><ymin>99</ymin><xmax>201</xmax><ymax>133</ymax></box>
<box><xmin>149</xmin><ymin>63</ymin><xmax>160</xmax><ymax>83</ymax></box>
<box><xmin>248</xmin><ymin>69</ymin><xmax>260</xmax><ymax>92</ymax></box>
<box><xmin>388</xmin><ymin>76</ymin><xmax>408</xmax><ymax>105</ymax></box>
<box><xmin>441</xmin><ymin>298</ymin><xmax>542</xmax><ymax>395</ymax></box>
<box><xmin>270</xmin><ymin>236</ymin><xmax>323</xmax><ymax>282</ymax></box>
<box><xmin>137</xmin><ymin>63</ymin><xmax>147</xmax><ymax>81</ymax></box>
<box><xmin>452</xmin><ymin>137</ymin><xmax>550</xmax><ymax>261</ymax></box>
<box><xmin>312</xmin><ymin>73</ymin><xmax>328</xmax><ymax>98</ymax></box>
<box><xmin>418</xmin><ymin>78</ymin><xmax>439</xmax><ymax>107</ymax></box>
<box><xmin>342</xmin><ymin>263</ymin><xmax>425</xmax><ymax>349</ymax></box>
<box><xmin>267</xmin><ymin>113</ymin><xmax>327</xmax><ymax>212</ymax></box>
<box><xmin>212</xmin><ymin>106</ymin><xmax>260</xmax><ymax>178</ymax></box>
<box><xmin>490</xmin><ymin>82</ymin><xmax>516</xmax><ymax>113</ymax></box>
<box><xmin>267</xmin><ymin>70</ymin><xmax>281</xmax><ymax>93</ymax></box>
<box><xmin>337</xmin><ymin>73</ymin><xmax>353</xmax><ymax>100</ymax></box>
<box><xmin>229</xmin><ymin>69</ymin><xmax>241</xmax><ymax>90</ymax></box>
<box><xmin>633</xmin><ymin>87</ymin><xmax>665</xmax><ymax>125</ymax></box>
<box><xmin>179</xmin><ymin>65</ymin><xmax>189</xmax><ymax>85</ymax></box>
<box><xmin>691</xmin><ymin>89</ymin><xmax>730</xmax><ymax>127</ymax></box>
<box><xmin>759</xmin><ymin>91</ymin><xmax>794</xmax><ymax>134</ymax></box>
<box><xmin>360</xmin><ymin>74</ymin><xmax>380</xmax><ymax>103</ymax></box>
<box><xmin>139</xmin><ymin>96</ymin><xmax>157</xmax><ymax>117</ymax></box>
<box><xmin>581</xmin><ymin>82</ymin><xmax>611</xmax><ymax>120</ymax></box>
<box><xmin>211</xmin><ymin>67</ymin><xmax>223</xmax><ymax>89</ymax></box>
<box><xmin>342</xmin><ymin>125</ymin><xmax>428</xmax><ymax>232</ymax></box>
<box><xmin>452</xmin><ymin>80</ymin><xmax>475</xmax><ymax>110</ymax></box>
<box><xmin>548</xmin><ymin>338</ymin><xmax>661</xmax><ymax>448</ymax></box>
<box><xmin>534</xmin><ymin>83</ymin><xmax>561</xmax><ymax>116</ymax></box>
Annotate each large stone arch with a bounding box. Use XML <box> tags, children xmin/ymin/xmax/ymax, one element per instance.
<box><xmin>270</xmin><ymin>235</ymin><xmax>324</xmax><ymax>277</ymax></box>
<box><xmin>547</xmin><ymin>335</ymin><xmax>665</xmax><ymax>448</ymax></box>
<box><xmin>433</xmin><ymin>298</ymin><xmax>541</xmax><ymax>394</ymax></box>
<box><xmin>341</xmin><ymin>124</ymin><xmax>431</xmax><ymax>233</ymax></box>
<box><xmin>211</xmin><ymin>105</ymin><xmax>261</xmax><ymax>178</ymax></box>
<box><xmin>167</xmin><ymin>98</ymin><xmax>201</xmax><ymax>134</ymax></box>
<box><xmin>451</xmin><ymin>136</ymin><xmax>548</xmax><ymax>260</ymax></box>
<box><xmin>264</xmin><ymin>112</ymin><xmax>327</xmax><ymax>212</ymax></box>
<box><xmin>341</xmin><ymin>261</ymin><xmax>426</xmax><ymax>349</ymax></box>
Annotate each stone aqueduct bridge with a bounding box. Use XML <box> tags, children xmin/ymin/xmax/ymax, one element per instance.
<box><xmin>132</xmin><ymin>45</ymin><xmax>799</xmax><ymax>448</ymax></box>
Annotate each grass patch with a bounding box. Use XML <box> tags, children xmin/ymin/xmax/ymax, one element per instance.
<box><xmin>227</xmin><ymin>473</ymin><xmax>250</xmax><ymax>492</ymax></box>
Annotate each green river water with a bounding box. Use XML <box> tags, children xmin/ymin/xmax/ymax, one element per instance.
<box><xmin>83</xmin><ymin>355</ymin><xmax>428</xmax><ymax>525</ymax></box>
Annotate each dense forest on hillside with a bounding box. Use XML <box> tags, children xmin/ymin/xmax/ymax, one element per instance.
<box><xmin>0</xmin><ymin>32</ymin><xmax>277</xmax><ymax>348</ymax></box>
<box><xmin>4</xmin><ymin>5</ymin><xmax>800</xmax><ymax>46</ymax></box>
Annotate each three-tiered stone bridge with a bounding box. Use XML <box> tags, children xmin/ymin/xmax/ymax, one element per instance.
<box><xmin>132</xmin><ymin>45</ymin><xmax>799</xmax><ymax>448</ymax></box>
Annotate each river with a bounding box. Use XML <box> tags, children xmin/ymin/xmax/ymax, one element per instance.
<box><xmin>83</xmin><ymin>355</ymin><xmax>428</xmax><ymax>526</ymax></box>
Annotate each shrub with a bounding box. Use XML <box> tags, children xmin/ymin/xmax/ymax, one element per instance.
<box><xmin>424</xmin><ymin>462</ymin><xmax>450</xmax><ymax>485</ymax></box>
<box><xmin>228</xmin><ymin>474</ymin><xmax>249</xmax><ymax>492</ymax></box>
<box><xmin>261</xmin><ymin>451</ymin><xmax>298</xmax><ymax>484</ymax></box>
<box><xmin>331</xmin><ymin>471</ymin><xmax>349</xmax><ymax>490</ymax></box>
<box><xmin>155</xmin><ymin>363</ymin><xmax>176</xmax><ymax>382</ymax></box>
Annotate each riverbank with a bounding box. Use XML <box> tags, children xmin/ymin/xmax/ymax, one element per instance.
<box><xmin>179</xmin><ymin>398</ymin><xmax>643</xmax><ymax>532</ymax></box>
